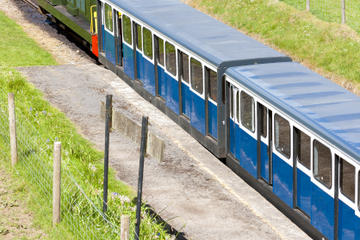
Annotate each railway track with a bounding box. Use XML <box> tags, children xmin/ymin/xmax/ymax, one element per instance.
<box><xmin>22</xmin><ymin>0</ymin><xmax>39</xmax><ymax>10</ymax></box>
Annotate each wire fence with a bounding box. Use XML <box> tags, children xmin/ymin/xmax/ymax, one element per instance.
<box><xmin>0</xmin><ymin>88</ymin><xmax>124</xmax><ymax>239</ymax></box>
<box><xmin>280</xmin><ymin>0</ymin><xmax>360</xmax><ymax>33</ymax></box>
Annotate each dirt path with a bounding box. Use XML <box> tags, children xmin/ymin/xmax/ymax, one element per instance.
<box><xmin>0</xmin><ymin>168</ymin><xmax>45</xmax><ymax>239</ymax></box>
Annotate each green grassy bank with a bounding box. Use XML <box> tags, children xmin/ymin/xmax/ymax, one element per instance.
<box><xmin>0</xmin><ymin>11</ymin><xmax>169</xmax><ymax>239</ymax></box>
<box><xmin>190</xmin><ymin>0</ymin><xmax>360</xmax><ymax>92</ymax></box>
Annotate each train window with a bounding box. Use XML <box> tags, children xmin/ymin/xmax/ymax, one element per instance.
<box><xmin>143</xmin><ymin>27</ymin><xmax>153</xmax><ymax>59</ymax></box>
<box><xmin>207</xmin><ymin>68</ymin><xmax>217</xmax><ymax>102</ymax></box>
<box><xmin>340</xmin><ymin>158</ymin><xmax>355</xmax><ymax>202</ymax></box>
<box><xmin>191</xmin><ymin>58</ymin><xmax>203</xmax><ymax>94</ymax></box>
<box><xmin>180</xmin><ymin>52</ymin><xmax>189</xmax><ymax>83</ymax></box>
<box><xmin>294</xmin><ymin>128</ymin><xmax>311</xmax><ymax>169</ymax></box>
<box><xmin>222</xmin><ymin>77</ymin><xmax>226</xmax><ymax>104</ymax></box>
<box><xmin>260</xmin><ymin>105</ymin><xmax>267</xmax><ymax>138</ymax></box>
<box><xmin>104</xmin><ymin>3</ymin><xmax>113</xmax><ymax>32</ymax></box>
<box><xmin>299</xmin><ymin>131</ymin><xmax>311</xmax><ymax>169</ymax></box>
<box><xmin>313</xmin><ymin>140</ymin><xmax>332</xmax><ymax>188</ymax></box>
<box><xmin>274</xmin><ymin>114</ymin><xmax>290</xmax><ymax>158</ymax></box>
<box><xmin>166</xmin><ymin>42</ymin><xmax>176</xmax><ymax>76</ymax></box>
<box><xmin>358</xmin><ymin>171</ymin><xmax>360</xmax><ymax>210</ymax></box>
<box><xmin>136</xmin><ymin>24</ymin><xmax>142</xmax><ymax>51</ymax></box>
<box><xmin>236</xmin><ymin>91</ymin><xmax>240</xmax><ymax>122</ymax></box>
<box><xmin>80</xmin><ymin>0</ymin><xmax>85</xmax><ymax>13</ymax></box>
<box><xmin>156</xmin><ymin>37</ymin><xmax>164</xmax><ymax>66</ymax></box>
<box><xmin>241</xmin><ymin>91</ymin><xmax>254</xmax><ymax>132</ymax></box>
<box><xmin>230</xmin><ymin>86</ymin><xmax>233</xmax><ymax>119</ymax></box>
<box><xmin>122</xmin><ymin>15</ymin><xmax>132</xmax><ymax>45</ymax></box>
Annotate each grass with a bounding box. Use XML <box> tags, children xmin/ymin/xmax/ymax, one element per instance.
<box><xmin>189</xmin><ymin>0</ymin><xmax>360</xmax><ymax>92</ymax></box>
<box><xmin>0</xmin><ymin>10</ymin><xmax>170</xmax><ymax>240</ymax></box>
<box><xmin>281</xmin><ymin>0</ymin><xmax>360</xmax><ymax>32</ymax></box>
<box><xmin>0</xmin><ymin>11</ymin><xmax>57</xmax><ymax>67</ymax></box>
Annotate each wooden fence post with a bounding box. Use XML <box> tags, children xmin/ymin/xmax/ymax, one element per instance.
<box><xmin>135</xmin><ymin>116</ymin><xmax>149</xmax><ymax>240</ymax></box>
<box><xmin>306</xmin><ymin>0</ymin><xmax>310</xmax><ymax>11</ymax></box>
<box><xmin>103</xmin><ymin>94</ymin><xmax>112</xmax><ymax>213</ymax></box>
<box><xmin>341</xmin><ymin>0</ymin><xmax>346</xmax><ymax>24</ymax></box>
<box><xmin>120</xmin><ymin>215</ymin><xmax>130</xmax><ymax>240</ymax></box>
<box><xmin>53</xmin><ymin>141</ymin><xmax>61</xmax><ymax>226</ymax></box>
<box><xmin>8</xmin><ymin>93</ymin><xmax>17</xmax><ymax>167</ymax></box>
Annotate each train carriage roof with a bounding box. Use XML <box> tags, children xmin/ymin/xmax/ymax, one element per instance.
<box><xmin>108</xmin><ymin>0</ymin><xmax>290</xmax><ymax>67</ymax></box>
<box><xmin>226</xmin><ymin>62</ymin><xmax>360</xmax><ymax>162</ymax></box>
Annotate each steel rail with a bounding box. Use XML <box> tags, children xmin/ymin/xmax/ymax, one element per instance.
<box><xmin>22</xmin><ymin>0</ymin><xmax>39</xmax><ymax>10</ymax></box>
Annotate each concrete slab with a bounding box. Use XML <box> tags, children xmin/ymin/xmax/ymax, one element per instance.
<box><xmin>18</xmin><ymin>64</ymin><xmax>311</xmax><ymax>240</ymax></box>
<box><xmin>101</xmin><ymin>102</ymin><xmax>166</xmax><ymax>162</ymax></box>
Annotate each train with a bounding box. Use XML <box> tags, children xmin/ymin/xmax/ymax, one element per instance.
<box><xmin>37</xmin><ymin>0</ymin><xmax>360</xmax><ymax>239</ymax></box>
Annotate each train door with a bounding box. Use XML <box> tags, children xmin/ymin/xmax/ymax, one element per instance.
<box><xmin>178</xmin><ymin>50</ymin><xmax>191</xmax><ymax>118</ymax></box>
<box><xmin>272</xmin><ymin>113</ymin><xmax>294</xmax><ymax>207</ymax></box>
<box><xmin>228</xmin><ymin>83</ymin><xmax>239</xmax><ymax>159</ymax></box>
<box><xmin>90</xmin><ymin>5</ymin><xmax>99</xmax><ymax>57</ymax></box>
<box><xmin>257</xmin><ymin>103</ymin><xmax>271</xmax><ymax>183</ymax></box>
<box><xmin>134</xmin><ymin>22</ymin><xmax>142</xmax><ymax>81</ymax></box>
<box><xmin>236</xmin><ymin>90</ymin><xmax>257</xmax><ymax>177</ymax></box>
<box><xmin>189</xmin><ymin>57</ymin><xmax>205</xmax><ymax>135</ymax></box>
<box><xmin>293</xmin><ymin>127</ymin><xmax>312</xmax><ymax>217</ymax></box>
<box><xmin>121</xmin><ymin>14</ymin><xmax>135</xmax><ymax>79</ymax></box>
<box><xmin>206</xmin><ymin>67</ymin><xmax>218</xmax><ymax>139</ymax></box>
<box><xmin>139</xmin><ymin>26</ymin><xmax>156</xmax><ymax>95</ymax></box>
<box><xmin>154</xmin><ymin>35</ymin><xmax>166</xmax><ymax>98</ymax></box>
<box><xmin>335</xmin><ymin>155</ymin><xmax>359</xmax><ymax>240</ymax></box>
<box><xmin>102</xmin><ymin>2</ymin><xmax>116</xmax><ymax>65</ymax></box>
<box><xmin>97</xmin><ymin>1</ymin><xmax>103</xmax><ymax>53</ymax></box>
<box><xmin>164</xmin><ymin>41</ymin><xmax>179</xmax><ymax>114</ymax></box>
<box><xmin>114</xmin><ymin>10</ymin><xmax>123</xmax><ymax>66</ymax></box>
<box><xmin>310</xmin><ymin>139</ymin><xmax>335</xmax><ymax>240</ymax></box>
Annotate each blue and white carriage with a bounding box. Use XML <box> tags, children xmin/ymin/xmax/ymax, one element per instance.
<box><xmin>95</xmin><ymin>0</ymin><xmax>360</xmax><ymax>239</ymax></box>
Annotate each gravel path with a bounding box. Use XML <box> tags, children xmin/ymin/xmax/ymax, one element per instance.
<box><xmin>19</xmin><ymin>64</ymin><xmax>311</xmax><ymax>240</ymax></box>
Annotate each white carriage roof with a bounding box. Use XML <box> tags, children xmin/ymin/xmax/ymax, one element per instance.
<box><xmin>226</xmin><ymin>62</ymin><xmax>360</xmax><ymax>162</ymax></box>
<box><xmin>108</xmin><ymin>0</ymin><xmax>290</xmax><ymax>67</ymax></box>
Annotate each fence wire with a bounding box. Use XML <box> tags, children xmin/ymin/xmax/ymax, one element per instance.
<box><xmin>0</xmin><ymin>87</ymin><xmax>122</xmax><ymax>239</ymax></box>
<box><xmin>346</xmin><ymin>0</ymin><xmax>360</xmax><ymax>31</ymax></box>
<box><xmin>280</xmin><ymin>0</ymin><xmax>360</xmax><ymax>32</ymax></box>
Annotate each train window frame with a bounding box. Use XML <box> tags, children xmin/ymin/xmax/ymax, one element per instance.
<box><xmin>230</xmin><ymin>85</ymin><xmax>234</xmax><ymax>120</ymax></box>
<box><xmin>259</xmin><ymin>104</ymin><xmax>267</xmax><ymax>139</ymax></box>
<box><xmin>122</xmin><ymin>14</ymin><xmax>132</xmax><ymax>45</ymax></box>
<box><xmin>190</xmin><ymin>57</ymin><xmax>203</xmax><ymax>95</ymax></box>
<box><xmin>358</xmin><ymin>171</ymin><xmax>360</xmax><ymax>211</ymax></box>
<box><xmin>240</xmin><ymin>91</ymin><xmax>255</xmax><ymax>133</ymax></box>
<box><xmin>156</xmin><ymin>36</ymin><xmax>165</xmax><ymax>67</ymax></box>
<box><xmin>104</xmin><ymin>3</ymin><xmax>114</xmax><ymax>33</ymax></box>
<box><xmin>274</xmin><ymin>114</ymin><xmax>291</xmax><ymax>159</ymax></box>
<box><xmin>340</xmin><ymin>158</ymin><xmax>355</xmax><ymax>203</ymax></box>
<box><xmin>179</xmin><ymin>51</ymin><xmax>190</xmax><ymax>84</ymax></box>
<box><xmin>135</xmin><ymin>23</ymin><xmax>142</xmax><ymax>51</ymax></box>
<box><xmin>142</xmin><ymin>27</ymin><xmax>153</xmax><ymax>60</ymax></box>
<box><xmin>206</xmin><ymin>67</ymin><xmax>217</xmax><ymax>103</ymax></box>
<box><xmin>294</xmin><ymin>127</ymin><xmax>311</xmax><ymax>170</ymax></box>
<box><xmin>313</xmin><ymin>139</ymin><xmax>332</xmax><ymax>189</ymax></box>
<box><xmin>165</xmin><ymin>41</ymin><xmax>177</xmax><ymax>77</ymax></box>
<box><xmin>79</xmin><ymin>0</ymin><xmax>85</xmax><ymax>14</ymax></box>
<box><xmin>236</xmin><ymin>90</ymin><xmax>240</xmax><ymax>123</ymax></box>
